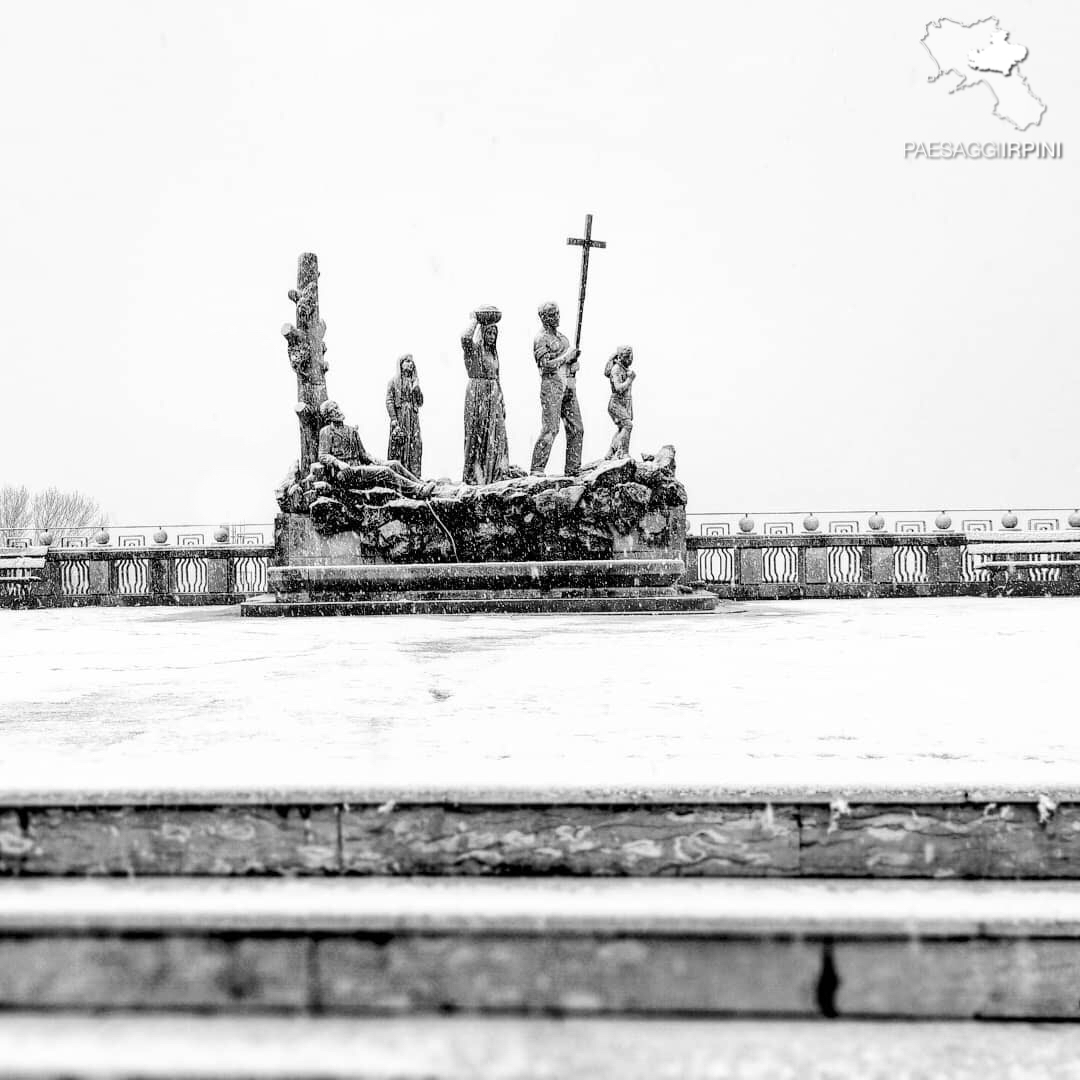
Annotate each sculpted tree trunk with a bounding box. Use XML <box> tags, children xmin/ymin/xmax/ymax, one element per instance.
<box><xmin>281</xmin><ymin>252</ymin><xmax>329</xmax><ymax>473</ymax></box>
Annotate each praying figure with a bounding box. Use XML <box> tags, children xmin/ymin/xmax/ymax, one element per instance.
<box><xmin>461</xmin><ymin>308</ymin><xmax>512</xmax><ymax>485</ymax></box>
<box><xmin>317</xmin><ymin>400</ymin><xmax>434</xmax><ymax>499</ymax></box>
<box><xmin>385</xmin><ymin>354</ymin><xmax>424</xmax><ymax>476</ymax></box>
<box><xmin>604</xmin><ymin>346</ymin><xmax>635</xmax><ymax>460</ymax></box>
<box><xmin>529</xmin><ymin>301</ymin><xmax>583</xmax><ymax>477</ymax></box>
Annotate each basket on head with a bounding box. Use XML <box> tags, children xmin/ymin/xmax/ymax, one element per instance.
<box><xmin>475</xmin><ymin>306</ymin><xmax>502</xmax><ymax>326</ymax></box>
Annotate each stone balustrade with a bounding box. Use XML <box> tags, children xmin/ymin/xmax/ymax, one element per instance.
<box><xmin>0</xmin><ymin>524</ymin><xmax>273</xmax><ymax>606</ymax></box>
<box><xmin>7</xmin><ymin>515</ymin><xmax>1080</xmax><ymax>605</ymax></box>
<box><xmin>685</xmin><ymin>532</ymin><xmax>962</xmax><ymax>599</ymax></box>
<box><xmin>685</xmin><ymin>531</ymin><xmax>1080</xmax><ymax>598</ymax></box>
<box><xmin>683</xmin><ymin>507</ymin><xmax>1080</xmax><ymax>598</ymax></box>
<box><xmin>38</xmin><ymin>546</ymin><xmax>272</xmax><ymax>606</ymax></box>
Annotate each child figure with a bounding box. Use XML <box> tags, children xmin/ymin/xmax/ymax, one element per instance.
<box><xmin>604</xmin><ymin>346</ymin><xmax>635</xmax><ymax>459</ymax></box>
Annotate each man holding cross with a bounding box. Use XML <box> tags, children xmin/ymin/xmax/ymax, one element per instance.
<box><xmin>530</xmin><ymin>214</ymin><xmax>606</xmax><ymax>477</ymax></box>
<box><xmin>529</xmin><ymin>301</ymin><xmax>582</xmax><ymax>476</ymax></box>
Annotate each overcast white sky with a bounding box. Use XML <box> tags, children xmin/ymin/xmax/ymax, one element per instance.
<box><xmin>1</xmin><ymin>0</ymin><xmax>1077</xmax><ymax>524</ymax></box>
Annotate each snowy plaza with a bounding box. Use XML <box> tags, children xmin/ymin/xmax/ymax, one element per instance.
<box><xmin>2</xmin><ymin>597</ymin><xmax>1077</xmax><ymax>800</ymax></box>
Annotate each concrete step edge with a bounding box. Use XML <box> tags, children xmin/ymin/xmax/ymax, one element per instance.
<box><xmin>2</xmin><ymin>877</ymin><xmax>1080</xmax><ymax>937</ymax></box>
<box><xmin>0</xmin><ymin>1015</ymin><xmax>1075</xmax><ymax>1078</ymax></box>
<box><xmin>0</xmin><ymin>785</ymin><xmax>1070</xmax><ymax>805</ymax></box>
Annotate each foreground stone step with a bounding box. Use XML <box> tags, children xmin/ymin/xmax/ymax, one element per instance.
<box><xmin>4</xmin><ymin>792</ymin><xmax>1079</xmax><ymax>877</ymax></box>
<box><xmin>0</xmin><ymin>1016</ymin><xmax>1077</xmax><ymax>1079</ymax></box>
<box><xmin>4</xmin><ymin>878</ymin><xmax>1080</xmax><ymax>1018</ymax></box>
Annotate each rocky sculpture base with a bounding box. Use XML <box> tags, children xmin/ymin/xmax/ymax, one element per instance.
<box><xmin>240</xmin><ymin>558</ymin><xmax>716</xmax><ymax>616</ymax></box>
<box><xmin>277</xmin><ymin>448</ymin><xmax>688</xmax><ymax>566</ymax></box>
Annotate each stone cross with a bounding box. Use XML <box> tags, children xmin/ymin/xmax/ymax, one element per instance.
<box><xmin>282</xmin><ymin>253</ymin><xmax>329</xmax><ymax>472</ymax></box>
<box><xmin>567</xmin><ymin>213</ymin><xmax>607</xmax><ymax>351</ymax></box>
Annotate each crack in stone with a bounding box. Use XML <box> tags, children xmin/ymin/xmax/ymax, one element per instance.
<box><xmin>815</xmin><ymin>940</ymin><xmax>840</xmax><ymax>1018</ymax></box>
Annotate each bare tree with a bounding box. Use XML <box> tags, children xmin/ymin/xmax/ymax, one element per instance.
<box><xmin>0</xmin><ymin>485</ymin><xmax>31</xmax><ymax>534</ymax></box>
<box><xmin>31</xmin><ymin>488</ymin><xmax>107</xmax><ymax>535</ymax></box>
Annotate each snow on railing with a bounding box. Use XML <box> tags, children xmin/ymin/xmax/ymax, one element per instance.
<box><xmin>0</xmin><ymin>523</ymin><xmax>274</xmax><ymax>549</ymax></box>
<box><xmin>687</xmin><ymin>508</ymin><xmax>1080</xmax><ymax>537</ymax></box>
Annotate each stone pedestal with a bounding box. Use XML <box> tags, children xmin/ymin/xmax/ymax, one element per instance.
<box><xmin>262</xmin><ymin>448</ymin><xmax>709</xmax><ymax>615</ymax></box>
<box><xmin>243</xmin><ymin>555</ymin><xmax>715</xmax><ymax>616</ymax></box>
<box><xmin>274</xmin><ymin>514</ymin><xmax>384</xmax><ymax>568</ymax></box>
<box><xmin>274</xmin><ymin>509</ymin><xmax>687</xmax><ymax>569</ymax></box>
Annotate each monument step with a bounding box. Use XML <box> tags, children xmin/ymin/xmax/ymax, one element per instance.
<box><xmin>260</xmin><ymin>587</ymin><xmax>687</xmax><ymax>600</ymax></box>
<box><xmin>241</xmin><ymin>591</ymin><xmax>718</xmax><ymax>616</ymax></box>
<box><xmin>3</xmin><ymin>878</ymin><xmax>1080</xmax><ymax>1018</ymax></box>
<box><xmin>268</xmin><ymin>559</ymin><xmax>688</xmax><ymax>591</ymax></box>
<box><xmin>4</xmin><ymin>793</ymin><xmax>1080</xmax><ymax>878</ymax></box>
<box><xmin>252</xmin><ymin>558</ymin><xmax>715</xmax><ymax>615</ymax></box>
<box><xmin>0</xmin><ymin>1016</ymin><xmax>1075</xmax><ymax>1080</ymax></box>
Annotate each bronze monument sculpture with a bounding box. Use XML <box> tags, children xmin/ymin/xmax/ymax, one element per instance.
<box><xmin>461</xmin><ymin>307</ymin><xmax>513</xmax><ymax>485</ymax></box>
<box><xmin>260</xmin><ymin>231</ymin><xmax>714</xmax><ymax>614</ymax></box>
<box><xmin>529</xmin><ymin>301</ymin><xmax>583</xmax><ymax>477</ymax></box>
<box><xmin>317</xmin><ymin>400</ymin><xmax>435</xmax><ymax>500</ymax></box>
<box><xmin>604</xmin><ymin>346</ymin><xmax>635</xmax><ymax>459</ymax></box>
<box><xmin>385</xmin><ymin>354</ymin><xmax>424</xmax><ymax>476</ymax></box>
<box><xmin>529</xmin><ymin>215</ymin><xmax>606</xmax><ymax>477</ymax></box>
<box><xmin>281</xmin><ymin>253</ymin><xmax>329</xmax><ymax>473</ymax></box>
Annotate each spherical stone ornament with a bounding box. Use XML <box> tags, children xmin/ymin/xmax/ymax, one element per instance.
<box><xmin>738</xmin><ymin>514</ymin><xmax>755</xmax><ymax>534</ymax></box>
<box><xmin>1069</xmin><ymin>510</ymin><xmax>1080</xmax><ymax>529</ymax></box>
<box><xmin>803</xmin><ymin>513</ymin><xmax>819</xmax><ymax>533</ymax></box>
<box><xmin>213</xmin><ymin>526</ymin><xmax>230</xmax><ymax>543</ymax></box>
<box><xmin>868</xmin><ymin>513</ymin><xmax>885</xmax><ymax>531</ymax></box>
<box><xmin>1001</xmin><ymin>511</ymin><xmax>1019</xmax><ymax>530</ymax></box>
<box><xmin>39</xmin><ymin>531</ymin><xmax>54</xmax><ymax>547</ymax></box>
<box><xmin>93</xmin><ymin>529</ymin><xmax>110</xmax><ymax>546</ymax></box>
<box><xmin>935</xmin><ymin>512</ymin><xmax>952</xmax><ymax>531</ymax></box>
<box><xmin>153</xmin><ymin>528</ymin><xmax>168</xmax><ymax>545</ymax></box>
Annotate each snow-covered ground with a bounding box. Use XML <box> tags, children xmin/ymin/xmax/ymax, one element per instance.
<box><xmin>0</xmin><ymin>600</ymin><xmax>1077</xmax><ymax>800</ymax></box>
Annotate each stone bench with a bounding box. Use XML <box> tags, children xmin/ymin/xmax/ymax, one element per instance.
<box><xmin>3</xmin><ymin>878</ymin><xmax>1080</xmax><ymax>1018</ymax></box>
<box><xmin>1</xmin><ymin>1016</ymin><xmax>1077</xmax><ymax>1079</ymax></box>
<box><xmin>967</xmin><ymin>532</ymin><xmax>1080</xmax><ymax>592</ymax></box>
<box><xmin>0</xmin><ymin>547</ymin><xmax>47</xmax><ymax>607</ymax></box>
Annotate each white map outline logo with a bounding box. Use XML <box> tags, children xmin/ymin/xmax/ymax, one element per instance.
<box><xmin>922</xmin><ymin>17</ymin><xmax>1047</xmax><ymax>130</ymax></box>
